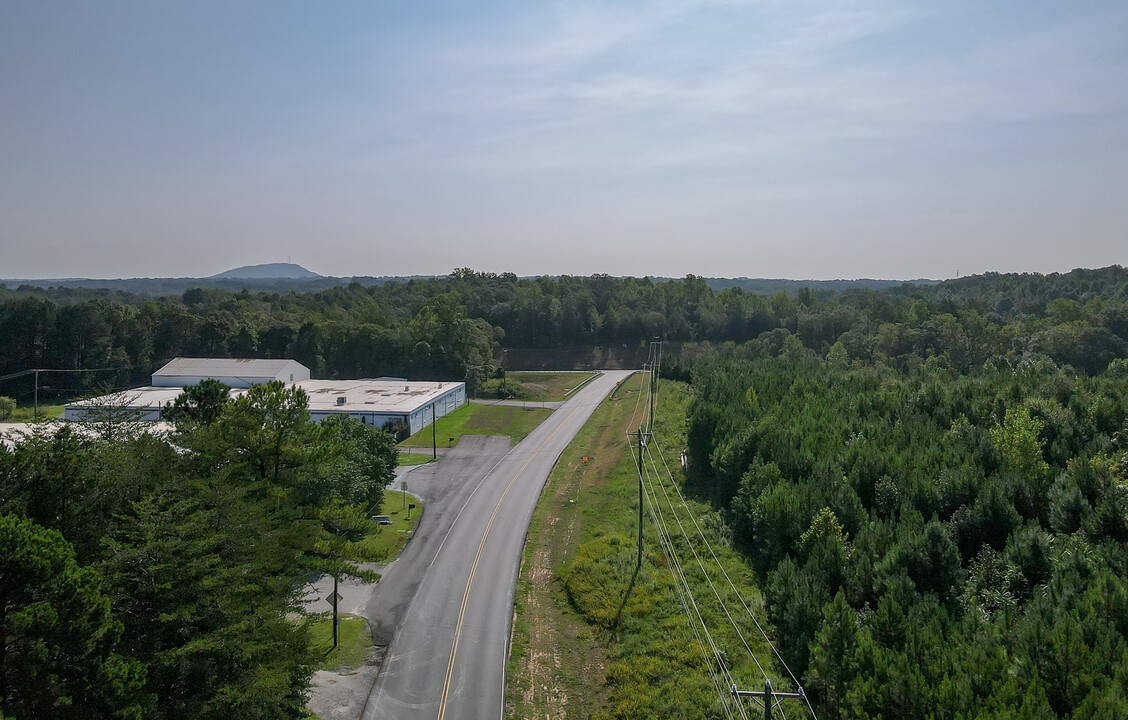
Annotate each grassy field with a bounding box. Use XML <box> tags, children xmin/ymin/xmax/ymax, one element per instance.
<box><xmin>355</xmin><ymin>490</ymin><xmax>423</xmax><ymax>562</ymax></box>
<box><xmin>506</xmin><ymin>374</ymin><xmax>786</xmax><ymax>720</ymax></box>
<box><xmin>308</xmin><ymin>613</ymin><xmax>372</xmax><ymax>673</ymax></box>
<box><xmin>503</xmin><ymin>371</ymin><xmax>600</xmax><ymax>401</ymax></box>
<box><xmin>397</xmin><ymin>452</ymin><xmax>436</xmax><ymax>467</ymax></box>
<box><xmin>4</xmin><ymin>401</ymin><xmax>66</xmax><ymax>421</ymax></box>
<box><xmin>399</xmin><ymin>402</ymin><xmax>552</xmax><ymax>448</ymax></box>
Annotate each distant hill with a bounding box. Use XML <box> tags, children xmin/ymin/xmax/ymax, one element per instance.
<box><xmin>209</xmin><ymin>263</ymin><xmax>321</xmax><ymax>280</ymax></box>
<box><xmin>0</xmin><ymin>275</ymin><xmax>435</xmax><ymax>296</ymax></box>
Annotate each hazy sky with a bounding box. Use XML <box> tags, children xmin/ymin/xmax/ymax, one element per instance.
<box><xmin>2</xmin><ymin>1</ymin><xmax>1126</xmax><ymax>280</ymax></box>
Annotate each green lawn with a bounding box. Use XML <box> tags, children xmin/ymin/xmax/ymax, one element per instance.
<box><xmin>308</xmin><ymin>614</ymin><xmax>372</xmax><ymax>673</ymax></box>
<box><xmin>4</xmin><ymin>401</ymin><xmax>66</xmax><ymax>421</ymax></box>
<box><xmin>355</xmin><ymin>490</ymin><xmax>422</xmax><ymax>562</ymax></box>
<box><xmin>399</xmin><ymin>402</ymin><xmax>552</xmax><ymax>448</ymax></box>
<box><xmin>505</xmin><ymin>371</ymin><xmax>600</xmax><ymax>401</ymax></box>
<box><xmin>397</xmin><ymin>452</ymin><xmax>436</xmax><ymax>467</ymax></box>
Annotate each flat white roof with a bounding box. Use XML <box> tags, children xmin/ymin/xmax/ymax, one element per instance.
<box><xmin>154</xmin><ymin>357</ymin><xmax>306</xmax><ymax>378</ymax></box>
<box><xmin>67</xmin><ymin>379</ymin><xmax>463</xmax><ymax>416</ymax></box>
<box><xmin>301</xmin><ymin>379</ymin><xmax>461</xmax><ymax>414</ymax></box>
<box><xmin>67</xmin><ymin>386</ymin><xmax>251</xmax><ymax>410</ymax></box>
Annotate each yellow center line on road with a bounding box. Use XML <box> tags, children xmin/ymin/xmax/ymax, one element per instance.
<box><xmin>435</xmin><ymin>404</ymin><xmax>582</xmax><ymax>720</ymax></box>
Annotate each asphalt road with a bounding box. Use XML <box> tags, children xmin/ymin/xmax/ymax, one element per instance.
<box><xmin>361</xmin><ymin>370</ymin><xmax>633</xmax><ymax>720</ymax></box>
<box><xmin>362</xmin><ymin>435</ymin><xmax>512</xmax><ymax>648</ymax></box>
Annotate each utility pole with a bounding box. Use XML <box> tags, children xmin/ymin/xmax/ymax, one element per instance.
<box><xmin>33</xmin><ymin>369</ymin><xmax>39</xmax><ymax>419</ymax></box>
<box><xmin>653</xmin><ymin>339</ymin><xmax>661</xmax><ymax>429</ymax></box>
<box><xmin>646</xmin><ymin>339</ymin><xmax>661</xmax><ymax>434</ymax></box>
<box><xmin>648</xmin><ymin>362</ymin><xmax>655</xmax><ymax>433</ymax></box>
<box><xmin>732</xmin><ymin>680</ymin><xmax>806</xmax><ymax>720</ymax></box>
<box><xmin>636</xmin><ymin>427</ymin><xmax>644</xmax><ymax>569</ymax></box>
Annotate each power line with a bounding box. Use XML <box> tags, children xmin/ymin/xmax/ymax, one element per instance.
<box><xmin>626</xmin><ymin>344</ymin><xmax>655</xmax><ymax>434</ymax></box>
<box><xmin>0</xmin><ymin>361</ymin><xmax>157</xmax><ymax>382</ymax></box>
<box><xmin>631</xmin><ymin>411</ymin><xmax>745</xmax><ymax>717</ymax></box>
<box><xmin>641</xmin><ymin>340</ymin><xmax>816</xmax><ymax>719</ymax></box>
<box><xmin>642</xmin><ymin>444</ymin><xmax>791</xmax><ymax>720</ymax></box>
<box><xmin>632</xmin><ymin>380</ymin><xmax>753</xmax><ymax>719</ymax></box>
<box><xmin>0</xmin><ymin>361</ymin><xmax>162</xmax><ymax>420</ymax></box>
<box><xmin>652</xmin><ymin>500</ymin><xmax>744</xmax><ymax>719</ymax></box>
<box><xmin>649</xmin><ymin>431</ymin><xmax>818</xmax><ymax>718</ymax></box>
<box><xmin>632</xmin><ymin>432</ymin><xmax>748</xmax><ymax>719</ymax></box>
<box><xmin>644</xmin><ymin>443</ymin><xmax>770</xmax><ymax>682</ymax></box>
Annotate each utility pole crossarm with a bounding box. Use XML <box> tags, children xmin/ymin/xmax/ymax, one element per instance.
<box><xmin>731</xmin><ymin>686</ymin><xmax>806</xmax><ymax>700</ymax></box>
<box><xmin>731</xmin><ymin>681</ymin><xmax>806</xmax><ymax>720</ymax></box>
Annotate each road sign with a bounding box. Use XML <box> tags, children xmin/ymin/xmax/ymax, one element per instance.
<box><xmin>328</xmin><ymin>591</ymin><xmax>343</xmax><ymax>606</ymax></box>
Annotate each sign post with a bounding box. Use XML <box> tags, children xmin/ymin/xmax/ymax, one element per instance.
<box><xmin>329</xmin><ymin>578</ymin><xmax>343</xmax><ymax>650</ymax></box>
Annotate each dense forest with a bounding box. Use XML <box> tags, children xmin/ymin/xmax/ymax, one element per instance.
<box><xmin>2</xmin><ymin>266</ymin><xmax>1127</xmax><ymax>402</ymax></box>
<box><xmin>0</xmin><ymin>382</ymin><xmax>398</xmax><ymax>718</ymax></box>
<box><xmin>685</xmin><ymin>339</ymin><xmax>1128</xmax><ymax>715</ymax></box>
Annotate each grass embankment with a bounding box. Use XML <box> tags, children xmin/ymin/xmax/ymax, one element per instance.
<box><xmin>308</xmin><ymin>614</ymin><xmax>373</xmax><ymax>673</ymax></box>
<box><xmin>486</xmin><ymin>371</ymin><xmax>600</xmax><ymax>401</ymax></box>
<box><xmin>399</xmin><ymin>402</ymin><xmax>552</xmax><ymax>448</ymax></box>
<box><xmin>506</xmin><ymin>375</ymin><xmax>785</xmax><ymax>720</ymax></box>
<box><xmin>4</xmin><ymin>401</ymin><xmax>66</xmax><ymax>421</ymax></box>
<box><xmin>355</xmin><ymin>490</ymin><xmax>422</xmax><ymax>562</ymax></box>
<box><xmin>396</xmin><ymin>452</ymin><xmax>436</xmax><ymax>467</ymax></box>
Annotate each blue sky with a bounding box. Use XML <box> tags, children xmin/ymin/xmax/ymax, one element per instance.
<box><xmin>2</xmin><ymin>1</ymin><xmax>1126</xmax><ymax>279</ymax></box>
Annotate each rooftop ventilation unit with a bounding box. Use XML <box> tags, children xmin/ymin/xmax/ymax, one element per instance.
<box><xmin>337</xmin><ymin>396</ymin><xmax>346</xmax><ymax>406</ymax></box>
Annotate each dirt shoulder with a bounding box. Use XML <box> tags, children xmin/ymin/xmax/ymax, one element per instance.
<box><xmin>505</xmin><ymin>372</ymin><xmax>644</xmax><ymax>719</ymax></box>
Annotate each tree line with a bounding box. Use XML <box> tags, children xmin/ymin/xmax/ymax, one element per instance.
<box><xmin>2</xmin><ymin>266</ymin><xmax>1128</xmax><ymax>401</ymax></box>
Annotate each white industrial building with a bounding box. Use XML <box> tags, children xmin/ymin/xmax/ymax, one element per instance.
<box><xmin>64</xmin><ymin>358</ymin><xmax>464</xmax><ymax>435</ymax></box>
<box><xmin>151</xmin><ymin>357</ymin><xmax>310</xmax><ymax>388</ymax></box>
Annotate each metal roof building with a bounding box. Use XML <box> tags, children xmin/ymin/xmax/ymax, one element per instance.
<box><xmin>64</xmin><ymin>358</ymin><xmax>464</xmax><ymax>435</ymax></box>
<box><xmin>152</xmin><ymin>357</ymin><xmax>309</xmax><ymax>388</ymax></box>
<box><xmin>302</xmin><ymin>379</ymin><xmax>463</xmax><ymax>433</ymax></box>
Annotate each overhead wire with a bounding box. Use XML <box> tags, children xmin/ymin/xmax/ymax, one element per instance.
<box><xmin>642</xmin><ymin>478</ymin><xmax>743</xmax><ymax>719</ymax></box>
<box><xmin>632</xmin><ymin>346</ymin><xmax>747</xmax><ymax>715</ymax></box>
<box><xmin>643</xmin><ymin>442</ymin><xmax>770</xmax><ymax>683</ymax></box>
<box><xmin>642</xmin><ymin>442</ymin><xmax>788</xmax><ymax>720</ymax></box>
<box><xmin>625</xmin><ymin>344</ymin><xmax>653</xmax><ymax>434</ymax></box>
<box><xmin>644</xmin><ymin>342</ymin><xmax>818</xmax><ymax>720</ymax></box>
<box><xmin>632</xmin><ymin>432</ymin><xmax>749</xmax><ymax>719</ymax></box>
<box><xmin>654</xmin><ymin>431</ymin><xmax>821</xmax><ymax>717</ymax></box>
<box><xmin>629</xmin><ymin>364</ymin><xmax>746</xmax><ymax>718</ymax></box>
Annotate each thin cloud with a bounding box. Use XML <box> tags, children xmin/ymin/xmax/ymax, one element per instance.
<box><xmin>365</xmin><ymin>0</ymin><xmax>1127</xmax><ymax>179</ymax></box>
